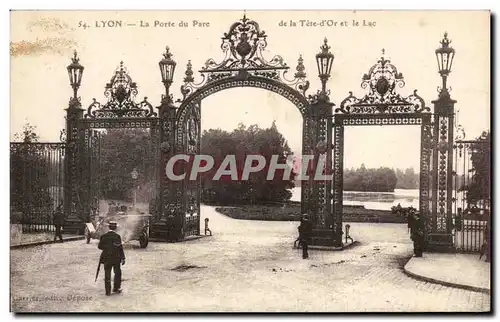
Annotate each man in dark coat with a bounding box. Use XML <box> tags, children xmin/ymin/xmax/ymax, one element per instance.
<box><xmin>53</xmin><ymin>204</ymin><xmax>64</xmax><ymax>242</ymax></box>
<box><xmin>409</xmin><ymin>210</ymin><xmax>424</xmax><ymax>257</ymax></box>
<box><xmin>298</xmin><ymin>213</ymin><xmax>313</xmax><ymax>259</ymax></box>
<box><xmin>98</xmin><ymin>221</ymin><xmax>126</xmax><ymax>296</ymax></box>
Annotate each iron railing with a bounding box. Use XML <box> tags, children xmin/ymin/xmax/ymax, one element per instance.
<box><xmin>452</xmin><ymin>139</ymin><xmax>490</xmax><ymax>253</ymax></box>
<box><xmin>10</xmin><ymin>142</ymin><xmax>66</xmax><ymax>233</ymax></box>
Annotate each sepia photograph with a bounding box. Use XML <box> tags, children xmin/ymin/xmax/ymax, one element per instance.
<box><xmin>9</xmin><ymin>9</ymin><xmax>491</xmax><ymax>313</ymax></box>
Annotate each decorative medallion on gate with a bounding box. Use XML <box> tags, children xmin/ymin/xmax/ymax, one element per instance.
<box><xmin>337</xmin><ymin>50</ymin><xmax>429</xmax><ymax>115</ymax></box>
<box><xmin>85</xmin><ymin>62</ymin><xmax>157</xmax><ymax>119</ymax></box>
<box><xmin>177</xmin><ymin>14</ymin><xmax>310</xmax><ymax>105</ymax></box>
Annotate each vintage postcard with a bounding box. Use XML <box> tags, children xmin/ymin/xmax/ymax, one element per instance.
<box><xmin>10</xmin><ymin>10</ymin><xmax>491</xmax><ymax>313</ymax></box>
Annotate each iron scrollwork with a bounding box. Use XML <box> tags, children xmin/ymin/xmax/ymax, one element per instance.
<box><xmin>84</xmin><ymin>62</ymin><xmax>157</xmax><ymax>119</ymax></box>
<box><xmin>177</xmin><ymin>14</ymin><xmax>310</xmax><ymax>104</ymax></box>
<box><xmin>337</xmin><ymin>50</ymin><xmax>429</xmax><ymax>115</ymax></box>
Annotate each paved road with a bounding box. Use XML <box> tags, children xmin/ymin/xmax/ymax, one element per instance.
<box><xmin>11</xmin><ymin>205</ymin><xmax>490</xmax><ymax>312</ymax></box>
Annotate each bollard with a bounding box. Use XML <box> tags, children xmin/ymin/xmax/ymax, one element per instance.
<box><xmin>204</xmin><ymin>218</ymin><xmax>212</xmax><ymax>236</ymax></box>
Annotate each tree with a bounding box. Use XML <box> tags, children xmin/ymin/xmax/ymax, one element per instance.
<box><xmin>395</xmin><ymin>167</ymin><xmax>419</xmax><ymax>189</ymax></box>
<box><xmin>343</xmin><ymin>165</ymin><xmax>398</xmax><ymax>192</ymax></box>
<box><xmin>13</xmin><ymin>122</ymin><xmax>39</xmax><ymax>143</ymax></box>
<box><xmin>464</xmin><ymin>131</ymin><xmax>491</xmax><ymax>205</ymax></box>
<box><xmin>98</xmin><ymin>128</ymin><xmax>156</xmax><ymax>202</ymax></box>
<box><xmin>200</xmin><ymin>122</ymin><xmax>296</xmax><ymax>204</ymax></box>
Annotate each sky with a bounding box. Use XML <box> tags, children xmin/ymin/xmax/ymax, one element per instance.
<box><xmin>10</xmin><ymin>10</ymin><xmax>490</xmax><ymax>171</ymax></box>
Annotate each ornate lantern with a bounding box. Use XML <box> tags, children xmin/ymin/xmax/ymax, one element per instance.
<box><xmin>316</xmin><ymin>38</ymin><xmax>335</xmax><ymax>91</ymax></box>
<box><xmin>67</xmin><ymin>51</ymin><xmax>84</xmax><ymax>98</ymax></box>
<box><xmin>159</xmin><ymin>46</ymin><xmax>177</xmax><ymax>94</ymax></box>
<box><xmin>435</xmin><ymin>32</ymin><xmax>455</xmax><ymax>88</ymax></box>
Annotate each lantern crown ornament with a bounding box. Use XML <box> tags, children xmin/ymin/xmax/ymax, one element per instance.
<box><xmin>159</xmin><ymin>46</ymin><xmax>177</xmax><ymax>92</ymax></box>
<box><xmin>316</xmin><ymin>38</ymin><xmax>335</xmax><ymax>90</ymax></box>
<box><xmin>435</xmin><ymin>32</ymin><xmax>455</xmax><ymax>77</ymax></box>
<box><xmin>67</xmin><ymin>50</ymin><xmax>84</xmax><ymax>99</ymax></box>
<box><xmin>435</xmin><ymin>32</ymin><xmax>456</xmax><ymax>97</ymax></box>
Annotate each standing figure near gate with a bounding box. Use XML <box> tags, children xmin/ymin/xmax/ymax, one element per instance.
<box><xmin>298</xmin><ymin>214</ymin><xmax>313</xmax><ymax>259</ymax></box>
<box><xmin>409</xmin><ymin>209</ymin><xmax>424</xmax><ymax>257</ymax></box>
<box><xmin>98</xmin><ymin>221</ymin><xmax>126</xmax><ymax>296</ymax></box>
<box><xmin>53</xmin><ymin>204</ymin><xmax>64</xmax><ymax>243</ymax></box>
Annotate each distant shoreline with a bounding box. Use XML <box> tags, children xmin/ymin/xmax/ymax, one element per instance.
<box><xmin>213</xmin><ymin>203</ymin><xmax>407</xmax><ymax>224</ymax></box>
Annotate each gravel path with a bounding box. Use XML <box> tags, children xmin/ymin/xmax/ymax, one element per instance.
<box><xmin>10</xmin><ymin>205</ymin><xmax>490</xmax><ymax>312</ymax></box>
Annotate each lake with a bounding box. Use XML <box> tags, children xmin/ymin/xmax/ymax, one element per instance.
<box><xmin>290</xmin><ymin>187</ymin><xmax>420</xmax><ymax>210</ymax></box>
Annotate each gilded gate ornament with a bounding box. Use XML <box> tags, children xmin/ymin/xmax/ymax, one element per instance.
<box><xmin>84</xmin><ymin>62</ymin><xmax>157</xmax><ymax>119</ymax></box>
<box><xmin>337</xmin><ymin>50</ymin><xmax>429</xmax><ymax>115</ymax></box>
<box><xmin>332</xmin><ymin>50</ymin><xmax>432</xmax><ymax>247</ymax></box>
<box><xmin>177</xmin><ymin>14</ymin><xmax>310</xmax><ymax>105</ymax></box>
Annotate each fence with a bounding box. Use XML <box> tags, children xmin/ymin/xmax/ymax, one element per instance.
<box><xmin>10</xmin><ymin>143</ymin><xmax>66</xmax><ymax>233</ymax></box>
<box><xmin>452</xmin><ymin>137</ymin><xmax>490</xmax><ymax>253</ymax></box>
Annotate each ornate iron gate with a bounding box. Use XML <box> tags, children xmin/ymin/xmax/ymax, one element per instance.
<box><xmin>52</xmin><ymin>16</ymin><xmax>462</xmax><ymax>247</ymax></box>
<box><xmin>452</xmin><ymin>134</ymin><xmax>491</xmax><ymax>252</ymax></box>
<box><xmin>83</xmin><ymin>129</ymin><xmax>102</xmax><ymax>220</ymax></box>
<box><xmin>331</xmin><ymin>51</ymin><xmax>433</xmax><ymax>247</ymax></box>
<box><xmin>64</xmin><ymin>60</ymin><xmax>161</xmax><ymax>234</ymax></box>
<box><xmin>170</xmin><ymin>14</ymin><xmax>330</xmax><ymax>242</ymax></box>
<box><xmin>10</xmin><ymin>142</ymin><xmax>65</xmax><ymax>233</ymax></box>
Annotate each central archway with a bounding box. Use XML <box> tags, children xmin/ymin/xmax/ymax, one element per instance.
<box><xmin>155</xmin><ymin>14</ymin><xmax>334</xmax><ymax>244</ymax></box>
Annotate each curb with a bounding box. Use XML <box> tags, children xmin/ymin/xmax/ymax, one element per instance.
<box><xmin>149</xmin><ymin>235</ymin><xmax>211</xmax><ymax>243</ymax></box>
<box><xmin>296</xmin><ymin>240</ymin><xmax>360</xmax><ymax>251</ymax></box>
<box><xmin>10</xmin><ymin>236</ymin><xmax>86</xmax><ymax>249</ymax></box>
<box><xmin>403</xmin><ymin>259</ymin><xmax>490</xmax><ymax>295</ymax></box>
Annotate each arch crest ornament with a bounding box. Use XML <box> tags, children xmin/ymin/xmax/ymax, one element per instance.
<box><xmin>337</xmin><ymin>50</ymin><xmax>429</xmax><ymax>115</ymax></box>
<box><xmin>177</xmin><ymin>14</ymin><xmax>311</xmax><ymax>105</ymax></box>
<box><xmin>84</xmin><ymin>62</ymin><xmax>157</xmax><ymax>119</ymax></box>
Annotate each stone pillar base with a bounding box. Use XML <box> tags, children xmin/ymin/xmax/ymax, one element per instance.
<box><xmin>310</xmin><ymin>228</ymin><xmax>340</xmax><ymax>247</ymax></box>
<box><xmin>427</xmin><ymin>233</ymin><xmax>454</xmax><ymax>252</ymax></box>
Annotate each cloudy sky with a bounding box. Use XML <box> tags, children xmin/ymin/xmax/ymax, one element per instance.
<box><xmin>10</xmin><ymin>10</ymin><xmax>490</xmax><ymax>170</ymax></box>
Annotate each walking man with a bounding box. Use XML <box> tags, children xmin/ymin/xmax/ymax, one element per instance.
<box><xmin>298</xmin><ymin>213</ymin><xmax>313</xmax><ymax>259</ymax></box>
<box><xmin>98</xmin><ymin>221</ymin><xmax>126</xmax><ymax>296</ymax></box>
<box><xmin>53</xmin><ymin>204</ymin><xmax>64</xmax><ymax>243</ymax></box>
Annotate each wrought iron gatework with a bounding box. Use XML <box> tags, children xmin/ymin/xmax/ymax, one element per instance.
<box><xmin>52</xmin><ymin>18</ymin><xmax>457</xmax><ymax>248</ymax></box>
<box><xmin>10</xmin><ymin>142</ymin><xmax>66</xmax><ymax>233</ymax></box>
<box><xmin>338</xmin><ymin>50</ymin><xmax>427</xmax><ymax>115</ymax></box>
<box><xmin>332</xmin><ymin>50</ymin><xmax>431</xmax><ymax>247</ymax></box>
<box><xmin>64</xmin><ymin>57</ymin><xmax>162</xmax><ymax>235</ymax></box>
<box><xmin>85</xmin><ymin>62</ymin><xmax>157</xmax><ymax>120</ymax></box>
<box><xmin>452</xmin><ymin>134</ymin><xmax>491</xmax><ymax>253</ymax></box>
<box><xmin>168</xmin><ymin>14</ymin><xmax>334</xmax><ymax>240</ymax></box>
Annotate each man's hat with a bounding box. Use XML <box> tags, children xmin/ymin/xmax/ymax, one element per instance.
<box><xmin>108</xmin><ymin>221</ymin><xmax>118</xmax><ymax>229</ymax></box>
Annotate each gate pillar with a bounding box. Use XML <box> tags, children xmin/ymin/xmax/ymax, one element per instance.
<box><xmin>64</xmin><ymin>52</ymin><xmax>86</xmax><ymax>234</ymax></box>
<box><xmin>151</xmin><ymin>93</ymin><xmax>179</xmax><ymax>239</ymax></box>
<box><xmin>428</xmin><ymin>33</ymin><xmax>456</xmax><ymax>251</ymax></box>
<box><xmin>63</xmin><ymin>98</ymin><xmax>85</xmax><ymax>234</ymax></box>
<box><xmin>428</xmin><ymin>89</ymin><xmax>456</xmax><ymax>251</ymax></box>
<box><xmin>307</xmin><ymin>93</ymin><xmax>337</xmax><ymax>247</ymax></box>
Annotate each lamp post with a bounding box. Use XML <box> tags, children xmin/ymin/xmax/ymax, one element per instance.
<box><xmin>435</xmin><ymin>32</ymin><xmax>455</xmax><ymax>95</ymax></box>
<box><xmin>64</xmin><ymin>50</ymin><xmax>85</xmax><ymax>234</ymax></box>
<box><xmin>159</xmin><ymin>46</ymin><xmax>177</xmax><ymax>101</ymax></box>
<box><xmin>67</xmin><ymin>51</ymin><xmax>85</xmax><ymax>103</ymax></box>
<box><xmin>316</xmin><ymin>38</ymin><xmax>335</xmax><ymax>96</ymax></box>
<box><xmin>429</xmin><ymin>32</ymin><xmax>456</xmax><ymax>251</ymax></box>
<box><xmin>158</xmin><ymin>46</ymin><xmax>178</xmax><ymax>237</ymax></box>
<box><xmin>131</xmin><ymin>168</ymin><xmax>139</xmax><ymax>208</ymax></box>
<box><xmin>309</xmin><ymin>38</ymin><xmax>336</xmax><ymax>246</ymax></box>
